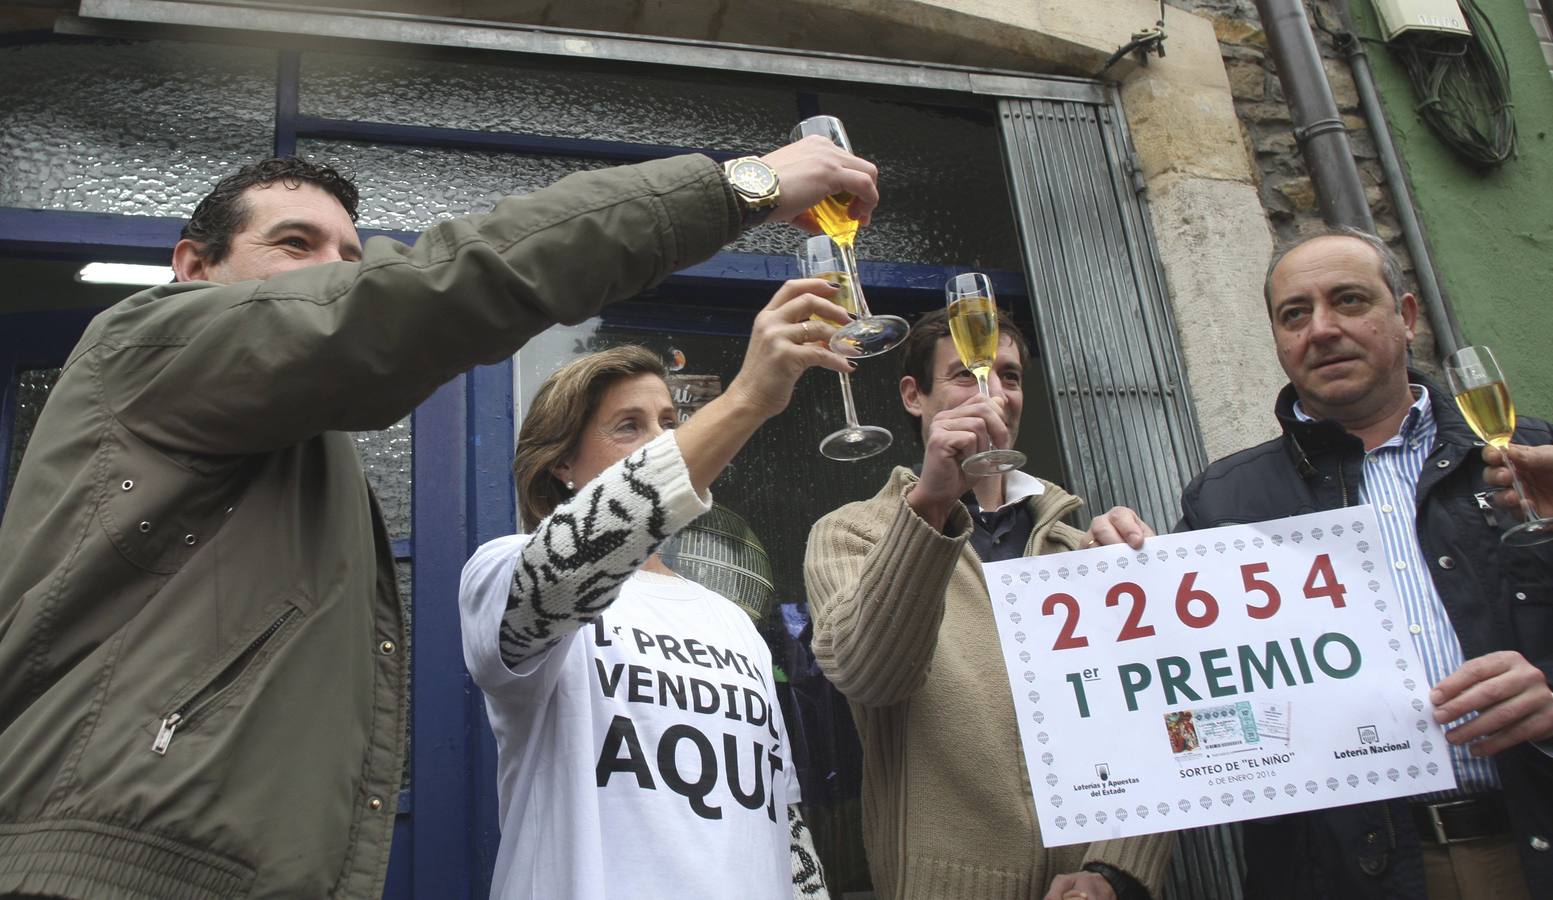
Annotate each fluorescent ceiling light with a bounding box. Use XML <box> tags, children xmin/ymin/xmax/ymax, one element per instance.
<box><xmin>76</xmin><ymin>262</ymin><xmax>174</xmax><ymax>286</ymax></box>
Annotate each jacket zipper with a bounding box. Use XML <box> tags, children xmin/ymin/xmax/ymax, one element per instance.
<box><xmin>1338</xmin><ymin>460</ymin><xmax>1350</xmax><ymax>507</ymax></box>
<box><xmin>153</xmin><ymin>607</ymin><xmax>298</xmax><ymax>755</ymax></box>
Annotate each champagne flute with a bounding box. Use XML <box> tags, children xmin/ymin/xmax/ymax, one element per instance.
<box><xmin>945</xmin><ymin>272</ymin><xmax>1025</xmax><ymax>477</ymax></box>
<box><xmin>1444</xmin><ymin>346</ymin><xmax>1553</xmax><ymax>546</ymax></box>
<box><xmin>799</xmin><ymin>235</ymin><xmax>893</xmax><ymax>461</ymax></box>
<box><xmin>790</xmin><ymin>115</ymin><xmax>908</xmax><ymax>358</ymax></box>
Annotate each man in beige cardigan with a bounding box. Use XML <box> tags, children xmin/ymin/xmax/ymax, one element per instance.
<box><xmin>804</xmin><ymin>307</ymin><xmax>1172</xmax><ymax>900</ymax></box>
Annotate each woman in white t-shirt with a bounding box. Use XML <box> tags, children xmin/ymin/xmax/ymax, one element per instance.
<box><xmin>459</xmin><ymin>279</ymin><xmax>852</xmax><ymax>900</ymax></box>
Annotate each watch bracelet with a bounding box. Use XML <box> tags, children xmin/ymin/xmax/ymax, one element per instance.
<box><xmin>1081</xmin><ymin>861</ymin><xmax>1152</xmax><ymax>900</ymax></box>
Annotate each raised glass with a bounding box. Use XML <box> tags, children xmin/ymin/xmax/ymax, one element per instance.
<box><xmin>789</xmin><ymin>115</ymin><xmax>908</xmax><ymax>358</ymax></box>
<box><xmin>1444</xmin><ymin>345</ymin><xmax>1553</xmax><ymax>546</ymax></box>
<box><xmin>798</xmin><ymin>235</ymin><xmax>892</xmax><ymax>461</ymax></box>
<box><xmin>945</xmin><ymin>272</ymin><xmax>1026</xmax><ymax>476</ymax></box>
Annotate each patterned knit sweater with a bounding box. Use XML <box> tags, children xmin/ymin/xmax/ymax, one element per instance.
<box><xmin>500</xmin><ymin>431</ymin><xmax>709</xmax><ymax>668</ymax></box>
<box><xmin>804</xmin><ymin>467</ymin><xmax>1175</xmax><ymax>900</ymax></box>
<box><xmin>494</xmin><ymin>430</ymin><xmax>828</xmax><ymax>898</ymax></box>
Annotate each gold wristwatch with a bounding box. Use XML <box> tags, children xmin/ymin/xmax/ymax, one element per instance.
<box><xmin>723</xmin><ymin>156</ymin><xmax>781</xmax><ymax>228</ymax></box>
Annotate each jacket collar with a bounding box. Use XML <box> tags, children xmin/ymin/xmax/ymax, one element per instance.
<box><xmin>907</xmin><ymin>464</ymin><xmax>1047</xmax><ymax>513</ymax></box>
<box><xmin>891</xmin><ymin>465</ymin><xmax>1079</xmax><ymax>530</ymax></box>
<box><xmin>965</xmin><ymin>468</ymin><xmax>1046</xmax><ymax>515</ymax></box>
<box><xmin>1273</xmin><ymin>370</ymin><xmax>1479</xmax><ymax>473</ymax></box>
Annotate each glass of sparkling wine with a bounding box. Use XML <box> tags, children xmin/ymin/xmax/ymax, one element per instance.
<box><xmin>790</xmin><ymin>115</ymin><xmax>909</xmax><ymax>358</ymax></box>
<box><xmin>945</xmin><ymin>272</ymin><xmax>1026</xmax><ymax>476</ymax></box>
<box><xmin>1444</xmin><ymin>345</ymin><xmax>1553</xmax><ymax>546</ymax></box>
<box><xmin>799</xmin><ymin>235</ymin><xmax>893</xmax><ymax>461</ymax></box>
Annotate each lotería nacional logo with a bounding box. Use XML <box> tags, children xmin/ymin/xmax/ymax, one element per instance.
<box><xmin>1334</xmin><ymin>726</ymin><xmax>1411</xmax><ymax>760</ymax></box>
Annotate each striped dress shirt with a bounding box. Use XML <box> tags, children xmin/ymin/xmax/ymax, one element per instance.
<box><xmin>1296</xmin><ymin>386</ymin><xmax>1498</xmax><ymax>796</ymax></box>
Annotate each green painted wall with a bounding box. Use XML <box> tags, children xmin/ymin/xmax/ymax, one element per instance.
<box><xmin>1348</xmin><ymin>0</ymin><xmax>1553</xmax><ymax>412</ymax></box>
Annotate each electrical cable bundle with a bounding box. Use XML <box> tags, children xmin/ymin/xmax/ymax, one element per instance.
<box><xmin>1386</xmin><ymin>0</ymin><xmax>1516</xmax><ymax>167</ymax></box>
<box><xmin>1097</xmin><ymin>0</ymin><xmax>1168</xmax><ymax>74</ymax></box>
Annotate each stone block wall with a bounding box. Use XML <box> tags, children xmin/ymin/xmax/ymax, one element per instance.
<box><xmin>1168</xmin><ymin>0</ymin><xmax>1442</xmax><ymax>371</ymax></box>
<box><xmin>1527</xmin><ymin>0</ymin><xmax>1553</xmax><ymax>73</ymax></box>
<box><xmin>1172</xmin><ymin>1</ymin><xmax>1399</xmax><ymax>243</ymax></box>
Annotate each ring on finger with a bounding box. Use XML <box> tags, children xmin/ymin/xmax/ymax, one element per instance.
<box><xmin>800</xmin><ymin>321</ymin><xmax>812</xmax><ymax>343</ymax></box>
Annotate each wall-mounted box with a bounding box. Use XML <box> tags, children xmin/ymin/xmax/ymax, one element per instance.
<box><xmin>1373</xmin><ymin>0</ymin><xmax>1471</xmax><ymax>40</ymax></box>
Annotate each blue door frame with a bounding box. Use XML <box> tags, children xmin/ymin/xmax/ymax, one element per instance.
<box><xmin>0</xmin><ymin>36</ymin><xmax>1033</xmax><ymax>898</ymax></box>
<box><xmin>385</xmin><ymin>361</ymin><xmax>518</xmax><ymax>900</ymax></box>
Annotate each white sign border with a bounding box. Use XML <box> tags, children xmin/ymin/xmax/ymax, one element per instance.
<box><xmin>987</xmin><ymin>507</ymin><xmax>1455</xmax><ymax>844</ymax></box>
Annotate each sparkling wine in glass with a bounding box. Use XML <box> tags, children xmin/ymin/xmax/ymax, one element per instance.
<box><xmin>946</xmin><ymin>272</ymin><xmax>1025</xmax><ymax>477</ymax></box>
<box><xmin>790</xmin><ymin>115</ymin><xmax>908</xmax><ymax>358</ymax></box>
<box><xmin>1444</xmin><ymin>345</ymin><xmax>1553</xmax><ymax>546</ymax></box>
<box><xmin>799</xmin><ymin>235</ymin><xmax>892</xmax><ymax>461</ymax></box>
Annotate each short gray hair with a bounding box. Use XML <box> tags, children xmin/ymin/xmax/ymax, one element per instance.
<box><xmin>1262</xmin><ymin>226</ymin><xmax>1407</xmax><ymax>314</ymax></box>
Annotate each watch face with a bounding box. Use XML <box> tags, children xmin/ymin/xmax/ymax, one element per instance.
<box><xmin>731</xmin><ymin>159</ymin><xmax>775</xmax><ymax>194</ymax></box>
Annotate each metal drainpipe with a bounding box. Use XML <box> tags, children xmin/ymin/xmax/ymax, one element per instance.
<box><xmin>1335</xmin><ymin>29</ymin><xmax>1465</xmax><ymax>356</ymax></box>
<box><xmin>1252</xmin><ymin>0</ymin><xmax>1375</xmax><ymax>229</ymax></box>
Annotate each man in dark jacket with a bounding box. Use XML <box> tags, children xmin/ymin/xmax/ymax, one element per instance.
<box><xmin>0</xmin><ymin>141</ymin><xmax>877</xmax><ymax>899</ymax></box>
<box><xmin>1178</xmin><ymin>227</ymin><xmax>1553</xmax><ymax>900</ymax></box>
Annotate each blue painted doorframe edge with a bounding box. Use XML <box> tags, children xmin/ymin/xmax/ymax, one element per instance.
<box><xmin>0</xmin><ymin>206</ymin><xmax>1027</xmax><ymax>312</ymax></box>
<box><xmin>464</xmin><ymin>362</ymin><xmax>516</xmax><ymax>894</ymax></box>
<box><xmin>393</xmin><ymin>362</ymin><xmax>519</xmax><ymax>900</ymax></box>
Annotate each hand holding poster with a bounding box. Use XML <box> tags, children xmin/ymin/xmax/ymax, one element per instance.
<box><xmin>984</xmin><ymin>507</ymin><xmax>1455</xmax><ymax>846</ymax></box>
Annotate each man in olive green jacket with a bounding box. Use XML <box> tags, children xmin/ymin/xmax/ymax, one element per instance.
<box><xmin>804</xmin><ymin>308</ymin><xmax>1171</xmax><ymax>900</ymax></box>
<box><xmin>0</xmin><ymin>141</ymin><xmax>878</xmax><ymax>899</ymax></box>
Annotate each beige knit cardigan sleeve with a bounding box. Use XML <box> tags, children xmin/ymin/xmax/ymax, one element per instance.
<box><xmin>803</xmin><ymin>471</ymin><xmax>973</xmax><ymax>708</ymax></box>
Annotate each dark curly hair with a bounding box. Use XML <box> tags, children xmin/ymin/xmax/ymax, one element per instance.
<box><xmin>180</xmin><ymin>157</ymin><xmax>359</xmax><ymax>265</ymax></box>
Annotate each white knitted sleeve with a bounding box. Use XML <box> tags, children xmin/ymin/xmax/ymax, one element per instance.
<box><xmin>790</xmin><ymin>804</ymin><xmax>828</xmax><ymax>897</ymax></box>
<box><xmin>499</xmin><ymin>430</ymin><xmax>711</xmax><ymax>667</ymax></box>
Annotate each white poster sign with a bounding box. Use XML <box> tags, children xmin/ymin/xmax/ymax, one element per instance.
<box><xmin>983</xmin><ymin>507</ymin><xmax>1456</xmax><ymax>846</ymax></box>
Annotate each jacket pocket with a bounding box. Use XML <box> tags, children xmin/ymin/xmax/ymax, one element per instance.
<box><xmin>150</xmin><ymin>599</ymin><xmax>303</xmax><ymax>756</ymax></box>
<box><xmin>98</xmin><ymin>419</ymin><xmax>247</xmax><ymax>575</ymax></box>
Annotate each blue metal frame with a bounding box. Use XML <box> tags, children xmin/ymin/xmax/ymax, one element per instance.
<box><xmin>0</xmin><ymin>39</ymin><xmax>1035</xmax><ymax>899</ymax></box>
<box><xmin>274</xmin><ymin>50</ymin><xmax>300</xmax><ymax>158</ymax></box>
<box><xmin>0</xmin><ymin>208</ymin><xmax>1026</xmax><ymax>315</ymax></box>
<box><xmin>273</xmin><ymin>48</ymin><xmax>743</xmax><ymax>164</ymax></box>
<box><xmin>0</xmin><ymin>208</ymin><xmax>184</xmax><ymax>264</ymax></box>
<box><xmin>376</xmin><ymin>360</ymin><xmax>513</xmax><ymax>900</ymax></box>
<box><xmin>465</xmin><ymin>362</ymin><xmax>515</xmax><ymax>893</ymax></box>
<box><xmin>404</xmin><ymin>376</ymin><xmax>475</xmax><ymax>899</ymax></box>
<box><xmin>298</xmin><ymin>116</ymin><xmax>747</xmax><ymax>164</ymax></box>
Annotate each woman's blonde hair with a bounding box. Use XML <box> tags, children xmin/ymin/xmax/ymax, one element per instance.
<box><xmin>514</xmin><ymin>345</ymin><xmax>668</xmax><ymax>531</ymax></box>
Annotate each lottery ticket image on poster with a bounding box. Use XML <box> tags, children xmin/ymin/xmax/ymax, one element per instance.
<box><xmin>1165</xmin><ymin>711</ymin><xmax>1200</xmax><ymax>754</ymax></box>
<box><xmin>1166</xmin><ymin>701</ymin><xmax>1291</xmax><ymax>761</ymax></box>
